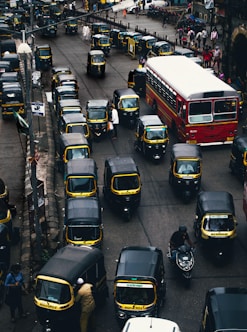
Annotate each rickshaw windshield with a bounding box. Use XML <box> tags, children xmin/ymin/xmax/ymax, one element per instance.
<box><xmin>68</xmin><ymin>225</ymin><xmax>100</xmax><ymax>241</ymax></box>
<box><xmin>87</xmin><ymin>109</ymin><xmax>106</xmax><ymax>120</ymax></box>
<box><xmin>92</xmin><ymin>55</ymin><xmax>104</xmax><ymax>63</ymax></box>
<box><xmin>39</xmin><ymin>49</ymin><xmax>50</xmax><ymax>56</ymax></box>
<box><xmin>116</xmin><ymin>283</ymin><xmax>155</xmax><ymax>305</ymax></box>
<box><xmin>113</xmin><ymin>175</ymin><xmax>140</xmax><ymax>191</ymax></box>
<box><xmin>161</xmin><ymin>44</ymin><xmax>171</xmax><ymax>52</ymax></box>
<box><xmin>145</xmin><ymin>127</ymin><xmax>167</xmax><ymax>140</ymax></box>
<box><xmin>100</xmin><ymin>37</ymin><xmax>110</xmax><ymax>44</ymax></box>
<box><xmin>68</xmin><ymin>19</ymin><xmax>77</xmax><ymax>24</ymax></box>
<box><xmin>203</xmin><ymin>215</ymin><xmax>235</xmax><ymax>231</ymax></box>
<box><xmin>121</xmin><ymin>98</ymin><xmax>139</xmax><ymax>109</ymax></box>
<box><xmin>66</xmin><ymin>148</ymin><xmax>89</xmax><ymax>160</ymax></box>
<box><xmin>68</xmin><ymin>177</ymin><xmax>95</xmax><ymax>193</ymax></box>
<box><xmin>35</xmin><ymin>279</ymin><xmax>71</xmax><ymax>304</ymax></box>
<box><xmin>68</xmin><ymin>124</ymin><xmax>89</xmax><ymax>136</ymax></box>
<box><xmin>175</xmin><ymin>160</ymin><xmax>200</xmax><ymax>174</ymax></box>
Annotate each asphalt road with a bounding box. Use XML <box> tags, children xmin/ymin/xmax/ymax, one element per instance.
<box><xmin>1</xmin><ymin>9</ymin><xmax>247</xmax><ymax>332</ymax></box>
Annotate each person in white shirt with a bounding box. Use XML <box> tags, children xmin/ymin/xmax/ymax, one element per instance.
<box><xmin>110</xmin><ymin>104</ymin><xmax>119</xmax><ymax>139</ymax></box>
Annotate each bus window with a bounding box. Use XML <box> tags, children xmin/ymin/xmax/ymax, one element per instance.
<box><xmin>188</xmin><ymin>102</ymin><xmax>212</xmax><ymax>123</ymax></box>
<box><xmin>214</xmin><ymin>100</ymin><xmax>237</xmax><ymax>121</ymax></box>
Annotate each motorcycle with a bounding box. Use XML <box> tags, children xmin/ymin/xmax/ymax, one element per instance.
<box><xmin>167</xmin><ymin>244</ymin><xmax>195</xmax><ymax>287</ymax></box>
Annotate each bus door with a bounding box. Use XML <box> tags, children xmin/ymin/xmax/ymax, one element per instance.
<box><xmin>176</xmin><ymin>98</ymin><xmax>186</xmax><ymax>141</ymax></box>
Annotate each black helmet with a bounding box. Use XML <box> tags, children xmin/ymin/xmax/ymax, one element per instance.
<box><xmin>179</xmin><ymin>225</ymin><xmax>187</xmax><ymax>233</ymax></box>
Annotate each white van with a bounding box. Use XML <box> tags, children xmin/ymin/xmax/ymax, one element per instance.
<box><xmin>122</xmin><ymin>317</ymin><xmax>181</xmax><ymax>332</ymax></box>
<box><xmin>127</xmin><ymin>0</ymin><xmax>168</xmax><ymax>13</ymax></box>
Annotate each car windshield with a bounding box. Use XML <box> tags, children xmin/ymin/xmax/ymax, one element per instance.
<box><xmin>175</xmin><ymin>160</ymin><xmax>200</xmax><ymax>174</ymax></box>
<box><xmin>67</xmin><ymin>225</ymin><xmax>100</xmax><ymax>241</ymax></box>
<box><xmin>68</xmin><ymin>177</ymin><xmax>95</xmax><ymax>193</ymax></box>
<box><xmin>116</xmin><ymin>284</ymin><xmax>155</xmax><ymax>305</ymax></box>
<box><xmin>145</xmin><ymin>128</ymin><xmax>167</xmax><ymax>140</ymax></box>
<box><xmin>113</xmin><ymin>175</ymin><xmax>140</xmax><ymax>191</ymax></box>
<box><xmin>87</xmin><ymin>109</ymin><xmax>106</xmax><ymax>120</ymax></box>
<box><xmin>121</xmin><ymin>98</ymin><xmax>139</xmax><ymax>108</ymax></box>
<box><xmin>35</xmin><ymin>279</ymin><xmax>71</xmax><ymax>304</ymax></box>
<box><xmin>66</xmin><ymin>148</ymin><xmax>89</xmax><ymax>160</ymax></box>
<box><xmin>203</xmin><ymin>215</ymin><xmax>235</xmax><ymax>231</ymax></box>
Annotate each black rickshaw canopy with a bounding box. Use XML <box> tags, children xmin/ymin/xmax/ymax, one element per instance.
<box><xmin>38</xmin><ymin>245</ymin><xmax>103</xmax><ymax>284</ymax></box>
<box><xmin>62</xmin><ymin>113</ymin><xmax>86</xmax><ymax>126</ymax></box>
<box><xmin>197</xmin><ymin>191</ymin><xmax>235</xmax><ymax>215</ymax></box>
<box><xmin>65</xmin><ymin>158</ymin><xmax>97</xmax><ymax>178</ymax></box>
<box><xmin>171</xmin><ymin>143</ymin><xmax>202</xmax><ymax>160</ymax></box>
<box><xmin>65</xmin><ymin>197</ymin><xmax>101</xmax><ymax>226</ymax></box>
<box><xmin>139</xmin><ymin>114</ymin><xmax>165</xmax><ymax>128</ymax></box>
<box><xmin>106</xmin><ymin>156</ymin><xmax>139</xmax><ymax>176</ymax></box>
<box><xmin>86</xmin><ymin>99</ymin><xmax>109</xmax><ymax>109</ymax></box>
<box><xmin>232</xmin><ymin>135</ymin><xmax>247</xmax><ymax>153</ymax></box>
<box><xmin>115</xmin><ymin>246</ymin><xmax>163</xmax><ymax>279</ymax></box>
<box><xmin>206</xmin><ymin>287</ymin><xmax>247</xmax><ymax>331</ymax></box>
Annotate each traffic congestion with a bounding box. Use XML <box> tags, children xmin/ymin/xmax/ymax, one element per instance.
<box><xmin>1</xmin><ymin>1</ymin><xmax>247</xmax><ymax>332</ymax></box>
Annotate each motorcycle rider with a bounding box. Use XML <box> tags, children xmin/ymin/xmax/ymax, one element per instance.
<box><xmin>169</xmin><ymin>225</ymin><xmax>194</xmax><ymax>261</ymax></box>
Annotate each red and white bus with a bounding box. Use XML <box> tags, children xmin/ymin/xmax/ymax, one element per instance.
<box><xmin>145</xmin><ymin>56</ymin><xmax>239</xmax><ymax>146</ymax></box>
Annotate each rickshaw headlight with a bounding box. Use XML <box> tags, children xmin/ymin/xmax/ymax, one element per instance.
<box><xmin>118</xmin><ymin>311</ymin><xmax>127</xmax><ymax>319</ymax></box>
<box><xmin>177</xmin><ymin>180</ymin><xmax>182</xmax><ymax>184</ymax></box>
<box><xmin>162</xmin><ymin>145</ymin><xmax>166</xmax><ymax>148</ymax></box>
<box><xmin>147</xmin><ymin>145</ymin><xmax>152</xmax><ymax>149</ymax></box>
<box><xmin>194</xmin><ymin>180</ymin><xmax>198</xmax><ymax>184</ymax></box>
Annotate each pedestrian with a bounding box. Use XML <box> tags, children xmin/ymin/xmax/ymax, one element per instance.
<box><xmin>195</xmin><ymin>30</ymin><xmax>202</xmax><ymax>49</ymax></box>
<box><xmin>5</xmin><ymin>263</ymin><xmax>27</xmax><ymax>323</ymax></box>
<box><xmin>202</xmin><ymin>46</ymin><xmax>212</xmax><ymax>68</ymax></box>
<box><xmin>210</xmin><ymin>27</ymin><xmax>218</xmax><ymax>48</ymax></box>
<box><xmin>212</xmin><ymin>45</ymin><xmax>222</xmax><ymax>74</ymax></box>
<box><xmin>142</xmin><ymin>0</ymin><xmax>145</xmax><ymax>11</ymax></box>
<box><xmin>182</xmin><ymin>34</ymin><xmax>188</xmax><ymax>47</ymax></box>
<box><xmin>177</xmin><ymin>27</ymin><xmax>183</xmax><ymax>45</ymax></box>
<box><xmin>187</xmin><ymin>28</ymin><xmax>195</xmax><ymax>47</ymax></box>
<box><xmin>72</xmin><ymin>0</ymin><xmax>76</xmax><ymax>14</ymax></box>
<box><xmin>93</xmin><ymin>2</ymin><xmax>97</xmax><ymax>12</ymax></box>
<box><xmin>110</xmin><ymin>104</ymin><xmax>119</xmax><ymax>139</ymax></box>
<box><xmin>135</xmin><ymin>5</ymin><xmax>139</xmax><ymax>17</ymax></box>
<box><xmin>122</xmin><ymin>8</ymin><xmax>127</xmax><ymax>18</ymax></box>
<box><xmin>201</xmin><ymin>28</ymin><xmax>208</xmax><ymax>48</ymax></box>
<box><xmin>75</xmin><ymin>278</ymin><xmax>96</xmax><ymax>332</ymax></box>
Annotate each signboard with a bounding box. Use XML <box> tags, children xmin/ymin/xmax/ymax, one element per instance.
<box><xmin>31</xmin><ymin>102</ymin><xmax>45</xmax><ymax>117</ymax></box>
<box><xmin>204</xmin><ymin>0</ymin><xmax>214</xmax><ymax>9</ymax></box>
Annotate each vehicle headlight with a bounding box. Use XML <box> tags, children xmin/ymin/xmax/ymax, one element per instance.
<box><xmin>118</xmin><ymin>311</ymin><xmax>127</xmax><ymax>319</ymax></box>
<box><xmin>147</xmin><ymin>145</ymin><xmax>152</xmax><ymax>149</ymax></box>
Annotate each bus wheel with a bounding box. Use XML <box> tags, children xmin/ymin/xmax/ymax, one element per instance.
<box><xmin>152</xmin><ymin>101</ymin><xmax>157</xmax><ymax>113</ymax></box>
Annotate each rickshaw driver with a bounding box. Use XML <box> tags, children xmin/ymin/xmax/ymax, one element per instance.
<box><xmin>169</xmin><ymin>225</ymin><xmax>194</xmax><ymax>261</ymax></box>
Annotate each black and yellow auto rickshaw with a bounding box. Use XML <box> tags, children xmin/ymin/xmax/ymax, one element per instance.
<box><xmin>60</xmin><ymin>113</ymin><xmax>91</xmax><ymax>147</ymax></box>
<box><xmin>134</xmin><ymin>115</ymin><xmax>169</xmax><ymax>162</ymax></box>
<box><xmin>122</xmin><ymin>31</ymin><xmax>142</xmax><ymax>53</ymax></box>
<box><xmin>53</xmin><ymin>86</ymin><xmax>78</xmax><ymax>114</ymax></box>
<box><xmin>64</xmin><ymin>197</ymin><xmax>103</xmax><ymax>248</ymax></box>
<box><xmin>0</xmin><ymin>39</ymin><xmax>16</xmax><ymax>57</ymax></box>
<box><xmin>34</xmin><ymin>44</ymin><xmax>53</xmax><ymax>71</ymax></box>
<box><xmin>150</xmin><ymin>40</ymin><xmax>174</xmax><ymax>56</ymax></box>
<box><xmin>137</xmin><ymin>35</ymin><xmax>157</xmax><ymax>58</ymax></box>
<box><xmin>1</xmin><ymin>82</ymin><xmax>25</xmax><ymax>119</ymax></box>
<box><xmin>64</xmin><ymin>158</ymin><xmax>98</xmax><ymax>198</ymax></box>
<box><xmin>199</xmin><ymin>287</ymin><xmax>247</xmax><ymax>332</ymax></box>
<box><xmin>114</xmin><ymin>246</ymin><xmax>166</xmax><ymax>326</ymax></box>
<box><xmin>57</xmin><ymin>99</ymin><xmax>82</xmax><ymax>131</ymax></box>
<box><xmin>2</xmin><ymin>53</ymin><xmax>20</xmax><ymax>72</ymax></box>
<box><xmin>64</xmin><ymin>16</ymin><xmax>78</xmax><ymax>34</ymax></box>
<box><xmin>87</xmin><ymin>50</ymin><xmax>106</xmax><ymax>77</ymax></box>
<box><xmin>86</xmin><ymin>99</ymin><xmax>109</xmax><ymax>140</ymax></box>
<box><xmin>113</xmin><ymin>88</ymin><xmax>140</xmax><ymax>128</ymax></box>
<box><xmin>169</xmin><ymin>143</ymin><xmax>202</xmax><ymax>203</ymax></box>
<box><xmin>103</xmin><ymin>156</ymin><xmax>141</xmax><ymax>221</ymax></box>
<box><xmin>34</xmin><ymin>245</ymin><xmax>109</xmax><ymax>331</ymax></box>
<box><xmin>193</xmin><ymin>191</ymin><xmax>237</xmax><ymax>262</ymax></box>
<box><xmin>127</xmin><ymin>66</ymin><xmax>146</xmax><ymax>97</ymax></box>
<box><xmin>58</xmin><ymin>133</ymin><xmax>91</xmax><ymax>172</ymax></box>
<box><xmin>51</xmin><ymin>66</ymin><xmax>71</xmax><ymax>91</ymax></box>
<box><xmin>37</xmin><ymin>15</ymin><xmax>57</xmax><ymax>37</ymax></box>
<box><xmin>0</xmin><ymin>199</ymin><xmax>12</xmax><ymax>238</ymax></box>
<box><xmin>92</xmin><ymin>22</ymin><xmax>110</xmax><ymax>36</ymax></box>
<box><xmin>229</xmin><ymin>135</ymin><xmax>247</xmax><ymax>182</ymax></box>
<box><xmin>56</xmin><ymin>73</ymin><xmax>79</xmax><ymax>95</ymax></box>
<box><xmin>0</xmin><ymin>223</ymin><xmax>10</xmax><ymax>269</ymax></box>
<box><xmin>0</xmin><ymin>72</ymin><xmax>19</xmax><ymax>104</ymax></box>
<box><xmin>109</xmin><ymin>28</ymin><xmax>127</xmax><ymax>49</ymax></box>
<box><xmin>230</xmin><ymin>83</ymin><xmax>245</xmax><ymax>118</ymax></box>
<box><xmin>0</xmin><ymin>23</ymin><xmax>12</xmax><ymax>40</ymax></box>
<box><xmin>91</xmin><ymin>34</ymin><xmax>111</xmax><ymax>56</ymax></box>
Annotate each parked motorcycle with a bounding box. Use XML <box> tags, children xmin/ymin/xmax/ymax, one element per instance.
<box><xmin>167</xmin><ymin>244</ymin><xmax>195</xmax><ymax>287</ymax></box>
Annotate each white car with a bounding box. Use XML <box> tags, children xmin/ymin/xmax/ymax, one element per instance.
<box><xmin>127</xmin><ymin>0</ymin><xmax>168</xmax><ymax>13</ymax></box>
<box><xmin>122</xmin><ymin>317</ymin><xmax>181</xmax><ymax>332</ymax></box>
